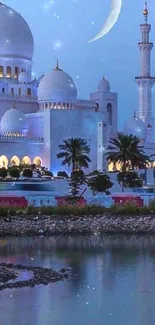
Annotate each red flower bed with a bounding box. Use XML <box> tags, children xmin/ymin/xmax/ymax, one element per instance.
<box><xmin>112</xmin><ymin>195</ymin><xmax>143</xmax><ymax>207</ymax></box>
<box><xmin>56</xmin><ymin>196</ymin><xmax>87</xmax><ymax>207</ymax></box>
<box><xmin>0</xmin><ymin>196</ymin><xmax>28</xmax><ymax>208</ymax></box>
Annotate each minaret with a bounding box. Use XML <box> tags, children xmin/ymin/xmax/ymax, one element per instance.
<box><xmin>135</xmin><ymin>2</ymin><xmax>155</xmax><ymax>140</ymax></box>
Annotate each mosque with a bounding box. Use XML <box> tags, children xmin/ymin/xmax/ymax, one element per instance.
<box><xmin>0</xmin><ymin>2</ymin><xmax>154</xmax><ymax>175</ymax></box>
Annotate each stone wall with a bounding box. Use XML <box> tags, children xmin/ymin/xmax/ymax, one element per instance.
<box><xmin>0</xmin><ymin>214</ymin><xmax>155</xmax><ymax>235</ymax></box>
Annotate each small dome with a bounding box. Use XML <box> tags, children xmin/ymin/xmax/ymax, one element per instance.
<box><xmin>0</xmin><ymin>3</ymin><xmax>34</xmax><ymax>60</ymax></box>
<box><xmin>123</xmin><ymin>114</ymin><xmax>147</xmax><ymax>140</ymax></box>
<box><xmin>0</xmin><ymin>107</ymin><xmax>28</xmax><ymax>135</ymax></box>
<box><xmin>38</xmin><ymin>61</ymin><xmax>77</xmax><ymax>103</ymax></box>
<box><xmin>98</xmin><ymin>77</ymin><xmax>110</xmax><ymax>92</ymax></box>
<box><xmin>31</xmin><ymin>78</ymin><xmax>38</xmax><ymax>87</ymax></box>
<box><xmin>18</xmin><ymin>71</ymin><xmax>30</xmax><ymax>83</ymax></box>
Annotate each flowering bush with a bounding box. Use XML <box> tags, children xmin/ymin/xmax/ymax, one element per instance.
<box><xmin>0</xmin><ymin>197</ymin><xmax>28</xmax><ymax>208</ymax></box>
<box><xmin>56</xmin><ymin>196</ymin><xmax>87</xmax><ymax>207</ymax></box>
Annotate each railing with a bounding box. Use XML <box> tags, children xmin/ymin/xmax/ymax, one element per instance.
<box><xmin>0</xmin><ymin>93</ymin><xmax>37</xmax><ymax>100</ymax></box>
<box><xmin>0</xmin><ymin>135</ymin><xmax>44</xmax><ymax>142</ymax></box>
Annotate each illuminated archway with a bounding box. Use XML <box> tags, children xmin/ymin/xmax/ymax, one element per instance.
<box><xmin>0</xmin><ymin>155</ymin><xmax>8</xmax><ymax>168</ymax></box>
<box><xmin>33</xmin><ymin>156</ymin><xmax>42</xmax><ymax>166</ymax></box>
<box><xmin>108</xmin><ymin>162</ymin><xmax>114</xmax><ymax>172</ymax></box>
<box><xmin>15</xmin><ymin>67</ymin><xmax>18</xmax><ymax>79</ymax></box>
<box><xmin>6</xmin><ymin>66</ymin><xmax>11</xmax><ymax>78</ymax></box>
<box><xmin>0</xmin><ymin>66</ymin><xmax>4</xmax><ymax>78</ymax></box>
<box><xmin>27</xmin><ymin>88</ymin><xmax>31</xmax><ymax>96</ymax></box>
<box><xmin>22</xmin><ymin>156</ymin><xmax>31</xmax><ymax>165</ymax></box>
<box><xmin>11</xmin><ymin>156</ymin><xmax>20</xmax><ymax>166</ymax></box>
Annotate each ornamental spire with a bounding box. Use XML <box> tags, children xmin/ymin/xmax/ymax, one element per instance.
<box><xmin>53</xmin><ymin>59</ymin><xmax>62</xmax><ymax>71</ymax></box>
<box><xmin>143</xmin><ymin>1</ymin><xmax>148</xmax><ymax>23</ymax></box>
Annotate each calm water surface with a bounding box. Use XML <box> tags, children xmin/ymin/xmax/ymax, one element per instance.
<box><xmin>0</xmin><ymin>235</ymin><xmax>155</xmax><ymax>325</ymax></box>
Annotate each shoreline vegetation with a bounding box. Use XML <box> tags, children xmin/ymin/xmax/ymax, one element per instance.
<box><xmin>0</xmin><ymin>202</ymin><xmax>155</xmax><ymax>235</ymax></box>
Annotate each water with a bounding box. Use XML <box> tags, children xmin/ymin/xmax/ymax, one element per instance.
<box><xmin>0</xmin><ymin>235</ymin><xmax>155</xmax><ymax>325</ymax></box>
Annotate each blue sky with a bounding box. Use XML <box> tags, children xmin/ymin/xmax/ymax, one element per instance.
<box><xmin>4</xmin><ymin>0</ymin><xmax>155</xmax><ymax>128</ymax></box>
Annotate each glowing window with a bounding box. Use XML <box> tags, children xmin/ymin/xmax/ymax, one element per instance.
<box><xmin>6</xmin><ymin>66</ymin><xmax>11</xmax><ymax>78</ymax></box>
<box><xmin>0</xmin><ymin>66</ymin><xmax>4</xmax><ymax>78</ymax></box>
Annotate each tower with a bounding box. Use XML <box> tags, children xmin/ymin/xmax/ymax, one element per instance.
<box><xmin>135</xmin><ymin>2</ymin><xmax>155</xmax><ymax>140</ymax></box>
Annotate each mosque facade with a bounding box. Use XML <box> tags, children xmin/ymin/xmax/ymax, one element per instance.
<box><xmin>0</xmin><ymin>2</ymin><xmax>154</xmax><ymax>174</ymax></box>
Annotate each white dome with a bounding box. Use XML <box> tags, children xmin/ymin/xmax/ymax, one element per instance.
<box><xmin>0</xmin><ymin>107</ymin><xmax>28</xmax><ymax>135</ymax></box>
<box><xmin>38</xmin><ymin>62</ymin><xmax>77</xmax><ymax>103</ymax></box>
<box><xmin>0</xmin><ymin>3</ymin><xmax>34</xmax><ymax>60</ymax></box>
<box><xmin>38</xmin><ymin>74</ymin><xmax>45</xmax><ymax>85</ymax></box>
<box><xmin>98</xmin><ymin>77</ymin><xmax>110</xmax><ymax>92</ymax></box>
<box><xmin>123</xmin><ymin>114</ymin><xmax>147</xmax><ymax>140</ymax></box>
<box><xmin>18</xmin><ymin>71</ymin><xmax>30</xmax><ymax>83</ymax></box>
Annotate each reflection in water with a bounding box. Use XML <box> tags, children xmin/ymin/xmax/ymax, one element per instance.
<box><xmin>0</xmin><ymin>235</ymin><xmax>155</xmax><ymax>324</ymax></box>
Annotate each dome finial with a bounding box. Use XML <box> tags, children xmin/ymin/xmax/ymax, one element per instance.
<box><xmin>53</xmin><ymin>59</ymin><xmax>63</xmax><ymax>71</ymax></box>
<box><xmin>143</xmin><ymin>1</ymin><xmax>148</xmax><ymax>23</ymax></box>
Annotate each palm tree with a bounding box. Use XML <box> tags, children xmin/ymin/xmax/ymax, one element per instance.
<box><xmin>57</xmin><ymin>137</ymin><xmax>91</xmax><ymax>172</ymax></box>
<box><xmin>106</xmin><ymin>132</ymin><xmax>148</xmax><ymax>172</ymax></box>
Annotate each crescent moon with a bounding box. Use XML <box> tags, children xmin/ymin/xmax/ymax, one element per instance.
<box><xmin>89</xmin><ymin>0</ymin><xmax>122</xmax><ymax>43</ymax></box>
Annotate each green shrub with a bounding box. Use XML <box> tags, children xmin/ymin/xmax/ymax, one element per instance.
<box><xmin>9</xmin><ymin>167</ymin><xmax>20</xmax><ymax>178</ymax></box>
<box><xmin>57</xmin><ymin>171</ymin><xmax>69</xmax><ymax>178</ymax></box>
<box><xmin>23</xmin><ymin>169</ymin><xmax>33</xmax><ymax>178</ymax></box>
<box><xmin>148</xmin><ymin>199</ymin><xmax>155</xmax><ymax>212</ymax></box>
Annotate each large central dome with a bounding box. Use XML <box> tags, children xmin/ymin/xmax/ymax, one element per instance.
<box><xmin>0</xmin><ymin>3</ymin><xmax>34</xmax><ymax>60</ymax></box>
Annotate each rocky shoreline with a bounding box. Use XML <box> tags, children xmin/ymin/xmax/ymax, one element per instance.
<box><xmin>0</xmin><ymin>214</ymin><xmax>155</xmax><ymax>234</ymax></box>
<box><xmin>0</xmin><ymin>263</ymin><xmax>69</xmax><ymax>291</ymax></box>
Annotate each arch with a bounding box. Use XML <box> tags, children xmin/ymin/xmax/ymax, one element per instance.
<box><xmin>11</xmin><ymin>156</ymin><xmax>20</xmax><ymax>166</ymax></box>
<box><xmin>2</xmin><ymin>87</ymin><xmax>5</xmax><ymax>93</ymax></box>
<box><xmin>0</xmin><ymin>155</ymin><xmax>8</xmax><ymax>168</ymax></box>
<box><xmin>33</xmin><ymin>156</ymin><xmax>42</xmax><ymax>166</ymax></box>
<box><xmin>107</xmin><ymin>103</ymin><xmax>112</xmax><ymax>126</ymax></box>
<box><xmin>15</xmin><ymin>67</ymin><xmax>19</xmax><ymax>79</ymax></box>
<box><xmin>11</xmin><ymin>88</ymin><xmax>14</xmax><ymax>95</ymax></box>
<box><xmin>6</xmin><ymin>66</ymin><xmax>11</xmax><ymax>78</ymax></box>
<box><xmin>18</xmin><ymin>88</ymin><xmax>21</xmax><ymax>96</ymax></box>
<box><xmin>27</xmin><ymin>88</ymin><xmax>31</xmax><ymax>96</ymax></box>
<box><xmin>0</xmin><ymin>66</ymin><xmax>4</xmax><ymax>78</ymax></box>
<box><xmin>22</xmin><ymin>156</ymin><xmax>31</xmax><ymax>165</ymax></box>
<box><xmin>108</xmin><ymin>162</ymin><xmax>114</xmax><ymax>172</ymax></box>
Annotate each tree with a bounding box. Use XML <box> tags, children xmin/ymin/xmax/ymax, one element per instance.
<box><xmin>23</xmin><ymin>168</ymin><xmax>33</xmax><ymax>178</ymax></box>
<box><xmin>57</xmin><ymin>138</ymin><xmax>91</xmax><ymax>172</ymax></box>
<box><xmin>57</xmin><ymin>171</ymin><xmax>69</xmax><ymax>178</ymax></box>
<box><xmin>9</xmin><ymin>167</ymin><xmax>20</xmax><ymax>179</ymax></box>
<box><xmin>106</xmin><ymin>132</ymin><xmax>148</xmax><ymax>172</ymax></box>
<box><xmin>0</xmin><ymin>168</ymin><xmax>7</xmax><ymax>179</ymax></box>
<box><xmin>68</xmin><ymin>170</ymin><xmax>86</xmax><ymax>198</ymax></box>
<box><xmin>88</xmin><ymin>173</ymin><xmax>113</xmax><ymax>196</ymax></box>
<box><xmin>117</xmin><ymin>171</ymin><xmax>143</xmax><ymax>192</ymax></box>
<box><xmin>43</xmin><ymin>170</ymin><xmax>53</xmax><ymax>177</ymax></box>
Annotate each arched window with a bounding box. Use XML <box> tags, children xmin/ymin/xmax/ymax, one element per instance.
<box><xmin>33</xmin><ymin>156</ymin><xmax>42</xmax><ymax>166</ymax></box>
<box><xmin>6</xmin><ymin>66</ymin><xmax>11</xmax><ymax>78</ymax></box>
<box><xmin>0</xmin><ymin>66</ymin><xmax>4</xmax><ymax>78</ymax></box>
<box><xmin>107</xmin><ymin>103</ymin><xmax>112</xmax><ymax>126</ymax></box>
<box><xmin>2</xmin><ymin>88</ymin><xmax>5</xmax><ymax>93</ymax></box>
<box><xmin>95</xmin><ymin>103</ymin><xmax>99</xmax><ymax>112</ymax></box>
<box><xmin>22</xmin><ymin>156</ymin><xmax>31</xmax><ymax>165</ymax></box>
<box><xmin>27</xmin><ymin>88</ymin><xmax>31</xmax><ymax>96</ymax></box>
<box><xmin>11</xmin><ymin>88</ymin><xmax>14</xmax><ymax>95</ymax></box>
<box><xmin>15</xmin><ymin>67</ymin><xmax>18</xmax><ymax>79</ymax></box>
<box><xmin>0</xmin><ymin>155</ymin><xmax>8</xmax><ymax>168</ymax></box>
<box><xmin>18</xmin><ymin>88</ymin><xmax>21</xmax><ymax>96</ymax></box>
<box><xmin>11</xmin><ymin>156</ymin><xmax>20</xmax><ymax>166</ymax></box>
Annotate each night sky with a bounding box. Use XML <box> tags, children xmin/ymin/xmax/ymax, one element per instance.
<box><xmin>4</xmin><ymin>0</ymin><xmax>155</xmax><ymax>128</ymax></box>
